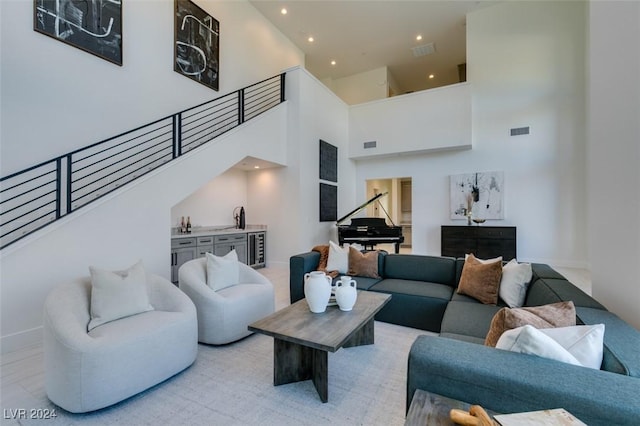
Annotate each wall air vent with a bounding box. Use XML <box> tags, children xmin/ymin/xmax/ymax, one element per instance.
<box><xmin>510</xmin><ymin>126</ymin><xmax>530</xmax><ymax>136</ymax></box>
<box><xmin>363</xmin><ymin>141</ymin><xmax>377</xmax><ymax>149</ymax></box>
<box><xmin>411</xmin><ymin>42</ymin><xmax>435</xmax><ymax>58</ymax></box>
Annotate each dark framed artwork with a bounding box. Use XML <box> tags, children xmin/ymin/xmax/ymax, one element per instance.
<box><xmin>34</xmin><ymin>0</ymin><xmax>123</xmax><ymax>66</ymax></box>
<box><xmin>174</xmin><ymin>0</ymin><xmax>219</xmax><ymax>91</ymax></box>
<box><xmin>319</xmin><ymin>139</ymin><xmax>338</xmax><ymax>182</ymax></box>
<box><xmin>319</xmin><ymin>183</ymin><xmax>337</xmax><ymax>222</ymax></box>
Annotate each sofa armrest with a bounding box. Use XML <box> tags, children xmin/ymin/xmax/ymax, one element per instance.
<box><xmin>289</xmin><ymin>251</ymin><xmax>320</xmax><ymax>303</ymax></box>
<box><xmin>407</xmin><ymin>335</ymin><xmax>640</xmax><ymax>426</ymax></box>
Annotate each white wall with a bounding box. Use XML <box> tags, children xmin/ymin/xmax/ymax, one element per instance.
<box><xmin>171</xmin><ymin>168</ymin><xmax>249</xmax><ymax>229</ymax></box>
<box><xmin>0</xmin><ymin>0</ymin><xmax>303</xmax><ymax>175</ymax></box>
<box><xmin>328</xmin><ymin>66</ymin><xmax>390</xmax><ymax>105</ymax></box>
<box><xmin>355</xmin><ymin>1</ymin><xmax>588</xmax><ymax>267</ymax></box>
<box><xmin>169</xmin><ymin>66</ymin><xmax>353</xmax><ymax>267</ymax></box>
<box><xmin>245</xmin><ymin>67</ymin><xmax>353</xmax><ymax>265</ymax></box>
<box><xmin>349</xmin><ymin>83</ymin><xmax>472</xmax><ymax>159</ymax></box>
<box><xmin>587</xmin><ymin>1</ymin><xmax>640</xmax><ymax>329</ymax></box>
<box><xmin>0</xmin><ymin>0</ymin><xmax>303</xmax><ymax>352</ymax></box>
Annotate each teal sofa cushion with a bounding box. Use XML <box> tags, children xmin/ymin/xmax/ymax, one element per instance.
<box><xmin>383</xmin><ymin>254</ymin><xmax>456</xmax><ymax>285</ymax></box>
<box><xmin>369</xmin><ymin>279</ymin><xmax>453</xmax><ymax>332</ymax></box>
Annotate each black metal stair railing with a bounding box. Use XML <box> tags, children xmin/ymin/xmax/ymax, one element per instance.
<box><xmin>0</xmin><ymin>73</ymin><xmax>286</xmax><ymax>250</ymax></box>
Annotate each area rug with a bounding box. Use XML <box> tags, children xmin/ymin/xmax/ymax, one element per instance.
<box><xmin>21</xmin><ymin>322</ymin><xmax>430</xmax><ymax>425</ymax></box>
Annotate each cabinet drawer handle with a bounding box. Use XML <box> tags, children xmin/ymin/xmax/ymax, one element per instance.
<box><xmin>179</xmin><ymin>241</ymin><xmax>192</xmax><ymax>245</ymax></box>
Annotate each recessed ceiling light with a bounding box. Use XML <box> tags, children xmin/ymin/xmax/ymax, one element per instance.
<box><xmin>308</xmin><ymin>36</ymin><xmax>314</xmax><ymax>43</ymax></box>
<box><xmin>254</xmin><ymin>165</ymin><xmax>260</xmax><ymax>169</ymax></box>
<box><xmin>416</xmin><ymin>35</ymin><xmax>423</xmax><ymax>41</ymax></box>
<box><xmin>331</xmin><ymin>60</ymin><xmax>336</xmax><ymax>66</ymax></box>
<box><xmin>280</xmin><ymin>8</ymin><xmax>287</xmax><ymax>15</ymax></box>
<box><xmin>428</xmin><ymin>74</ymin><xmax>435</xmax><ymax>79</ymax></box>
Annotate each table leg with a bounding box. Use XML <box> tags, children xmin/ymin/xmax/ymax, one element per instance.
<box><xmin>273</xmin><ymin>339</ymin><xmax>329</xmax><ymax>402</ymax></box>
<box><xmin>343</xmin><ymin>318</ymin><xmax>375</xmax><ymax>348</ymax></box>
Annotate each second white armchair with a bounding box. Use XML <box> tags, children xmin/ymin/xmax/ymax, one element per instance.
<box><xmin>178</xmin><ymin>257</ymin><xmax>275</xmax><ymax>345</ymax></box>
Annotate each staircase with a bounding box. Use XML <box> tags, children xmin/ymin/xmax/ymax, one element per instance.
<box><xmin>0</xmin><ymin>74</ymin><xmax>285</xmax><ymax>250</ymax></box>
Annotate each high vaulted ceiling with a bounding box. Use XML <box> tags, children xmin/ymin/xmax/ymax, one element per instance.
<box><xmin>250</xmin><ymin>0</ymin><xmax>498</xmax><ymax>93</ymax></box>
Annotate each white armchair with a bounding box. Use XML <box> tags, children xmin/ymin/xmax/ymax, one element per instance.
<box><xmin>178</xmin><ymin>257</ymin><xmax>275</xmax><ymax>345</ymax></box>
<box><xmin>43</xmin><ymin>273</ymin><xmax>198</xmax><ymax>413</ymax></box>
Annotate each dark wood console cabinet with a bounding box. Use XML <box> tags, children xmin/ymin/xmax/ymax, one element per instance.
<box><xmin>441</xmin><ymin>226</ymin><xmax>516</xmax><ymax>260</ymax></box>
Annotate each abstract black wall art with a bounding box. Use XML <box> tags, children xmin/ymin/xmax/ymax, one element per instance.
<box><xmin>319</xmin><ymin>183</ymin><xmax>337</xmax><ymax>222</ymax></box>
<box><xmin>319</xmin><ymin>139</ymin><xmax>338</xmax><ymax>182</ymax></box>
<box><xmin>174</xmin><ymin>0</ymin><xmax>219</xmax><ymax>91</ymax></box>
<box><xmin>34</xmin><ymin>0</ymin><xmax>123</xmax><ymax>65</ymax></box>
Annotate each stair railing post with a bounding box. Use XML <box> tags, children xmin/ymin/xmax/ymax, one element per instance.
<box><xmin>66</xmin><ymin>154</ymin><xmax>73</xmax><ymax>214</ymax></box>
<box><xmin>238</xmin><ymin>88</ymin><xmax>245</xmax><ymax>125</ymax></box>
<box><xmin>173</xmin><ymin>113</ymin><xmax>182</xmax><ymax>158</ymax></box>
<box><xmin>280</xmin><ymin>73</ymin><xmax>286</xmax><ymax>103</ymax></box>
<box><xmin>55</xmin><ymin>158</ymin><xmax>62</xmax><ymax>219</ymax></box>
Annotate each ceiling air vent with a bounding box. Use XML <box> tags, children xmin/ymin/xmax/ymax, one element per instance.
<box><xmin>363</xmin><ymin>141</ymin><xmax>377</xmax><ymax>149</ymax></box>
<box><xmin>411</xmin><ymin>42</ymin><xmax>435</xmax><ymax>58</ymax></box>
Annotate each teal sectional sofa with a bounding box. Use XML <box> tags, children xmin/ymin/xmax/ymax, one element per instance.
<box><xmin>289</xmin><ymin>251</ymin><xmax>640</xmax><ymax>425</ymax></box>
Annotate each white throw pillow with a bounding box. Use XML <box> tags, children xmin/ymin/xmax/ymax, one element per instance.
<box><xmin>537</xmin><ymin>324</ymin><xmax>605</xmax><ymax>369</ymax></box>
<box><xmin>499</xmin><ymin>259</ymin><xmax>533</xmax><ymax>308</ymax></box>
<box><xmin>496</xmin><ymin>324</ymin><xmax>605</xmax><ymax>369</ymax></box>
<box><xmin>88</xmin><ymin>260</ymin><xmax>153</xmax><ymax>331</ymax></box>
<box><xmin>206</xmin><ymin>250</ymin><xmax>239</xmax><ymax>291</ymax></box>
<box><xmin>496</xmin><ymin>325</ymin><xmax>582</xmax><ymax>367</ymax></box>
<box><xmin>326</xmin><ymin>241</ymin><xmax>349</xmax><ymax>274</ymax></box>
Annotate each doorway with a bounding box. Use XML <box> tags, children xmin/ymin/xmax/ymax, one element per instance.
<box><xmin>365</xmin><ymin>177</ymin><xmax>412</xmax><ymax>252</ymax></box>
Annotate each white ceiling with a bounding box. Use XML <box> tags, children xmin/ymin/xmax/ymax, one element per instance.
<box><xmin>249</xmin><ymin>0</ymin><xmax>498</xmax><ymax>93</ymax></box>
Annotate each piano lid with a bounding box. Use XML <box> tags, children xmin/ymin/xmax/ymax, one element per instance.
<box><xmin>336</xmin><ymin>192</ymin><xmax>388</xmax><ymax>226</ymax></box>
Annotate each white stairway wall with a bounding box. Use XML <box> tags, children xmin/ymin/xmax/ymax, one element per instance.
<box><xmin>0</xmin><ymin>105</ymin><xmax>289</xmax><ymax>353</ymax></box>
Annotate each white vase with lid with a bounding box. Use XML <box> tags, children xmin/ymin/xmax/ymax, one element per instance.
<box><xmin>335</xmin><ymin>276</ymin><xmax>357</xmax><ymax>311</ymax></box>
<box><xmin>304</xmin><ymin>271</ymin><xmax>332</xmax><ymax>313</ymax></box>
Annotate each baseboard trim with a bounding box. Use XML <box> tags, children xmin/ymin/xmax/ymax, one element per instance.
<box><xmin>1</xmin><ymin>327</ymin><xmax>43</xmax><ymax>354</ymax></box>
<box><xmin>266</xmin><ymin>260</ymin><xmax>288</xmax><ymax>268</ymax></box>
<box><xmin>518</xmin><ymin>258</ymin><xmax>590</xmax><ymax>270</ymax></box>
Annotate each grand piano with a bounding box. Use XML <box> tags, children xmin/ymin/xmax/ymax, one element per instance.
<box><xmin>336</xmin><ymin>192</ymin><xmax>405</xmax><ymax>253</ymax></box>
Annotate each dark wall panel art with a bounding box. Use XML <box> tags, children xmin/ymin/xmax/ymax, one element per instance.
<box><xmin>319</xmin><ymin>183</ymin><xmax>337</xmax><ymax>222</ymax></box>
<box><xmin>174</xmin><ymin>0</ymin><xmax>220</xmax><ymax>91</ymax></box>
<box><xmin>319</xmin><ymin>139</ymin><xmax>338</xmax><ymax>182</ymax></box>
<box><xmin>34</xmin><ymin>0</ymin><xmax>122</xmax><ymax>65</ymax></box>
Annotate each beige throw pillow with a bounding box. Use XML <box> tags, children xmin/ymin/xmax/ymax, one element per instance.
<box><xmin>347</xmin><ymin>247</ymin><xmax>380</xmax><ymax>278</ymax></box>
<box><xmin>484</xmin><ymin>300</ymin><xmax>576</xmax><ymax>347</ymax></box>
<box><xmin>88</xmin><ymin>260</ymin><xmax>153</xmax><ymax>331</ymax></box>
<box><xmin>206</xmin><ymin>250</ymin><xmax>239</xmax><ymax>291</ymax></box>
<box><xmin>456</xmin><ymin>254</ymin><xmax>503</xmax><ymax>305</ymax></box>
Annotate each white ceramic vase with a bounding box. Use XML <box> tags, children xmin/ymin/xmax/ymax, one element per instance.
<box><xmin>335</xmin><ymin>276</ymin><xmax>357</xmax><ymax>311</ymax></box>
<box><xmin>304</xmin><ymin>271</ymin><xmax>332</xmax><ymax>313</ymax></box>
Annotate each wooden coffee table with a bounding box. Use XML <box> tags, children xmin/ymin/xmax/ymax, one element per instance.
<box><xmin>248</xmin><ymin>290</ymin><xmax>391</xmax><ymax>402</ymax></box>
